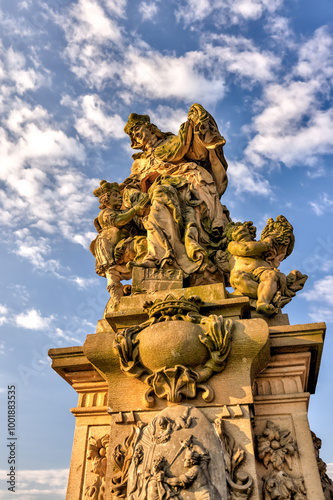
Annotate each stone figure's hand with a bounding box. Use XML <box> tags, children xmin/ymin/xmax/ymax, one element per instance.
<box><xmin>166</xmin><ymin>478</ymin><xmax>178</xmax><ymax>486</ymax></box>
<box><xmin>134</xmin><ymin>194</ymin><xmax>150</xmax><ymax>215</ymax></box>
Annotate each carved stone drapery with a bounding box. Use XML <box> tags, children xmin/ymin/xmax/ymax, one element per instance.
<box><xmin>113</xmin><ymin>295</ymin><xmax>233</xmax><ymax>406</ymax></box>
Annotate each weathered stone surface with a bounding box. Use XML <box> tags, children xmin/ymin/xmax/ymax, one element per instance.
<box><xmin>224</xmin><ymin>217</ymin><xmax>307</xmax><ymax>317</ymax></box>
<box><xmin>49</xmin><ymin>103</ymin><xmax>327</xmax><ymax>500</ymax></box>
<box><xmin>131</xmin><ymin>267</ymin><xmax>183</xmax><ymax>294</ymax></box>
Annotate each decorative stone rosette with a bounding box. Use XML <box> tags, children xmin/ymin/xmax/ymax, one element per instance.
<box><xmin>85</xmin><ymin>434</ymin><xmax>109</xmax><ymax>500</ymax></box>
<box><xmin>113</xmin><ymin>295</ymin><xmax>233</xmax><ymax>406</ymax></box>
<box><xmin>256</xmin><ymin>421</ymin><xmax>306</xmax><ymax>499</ymax></box>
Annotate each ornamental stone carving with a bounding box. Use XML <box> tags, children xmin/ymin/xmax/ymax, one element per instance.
<box><xmin>256</xmin><ymin>421</ymin><xmax>306</xmax><ymax>499</ymax></box>
<box><xmin>85</xmin><ymin>434</ymin><xmax>109</xmax><ymax>500</ymax></box>
<box><xmin>111</xmin><ymin>405</ymin><xmax>253</xmax><ymax>500</ymax></box>
<box><xmin>113</xmin><ymin>295</ymin><xmax>233</xmax><ymax>406</ymax></box>
<box><xmin>312</xmin><ymin>431</ymin><xmax>333</xmax><ymax>499</ymax></box>
<box><xmin>89</xmin><ymin>104</ymin><xmax>307</xmax><ymax>319</ymax></box>
<box><xmin>223</xmin><ymin>216</ymin><xmax>307</xmax><ymax>316</ymax></box>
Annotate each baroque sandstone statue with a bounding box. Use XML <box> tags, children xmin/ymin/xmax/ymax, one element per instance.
<box><xmin>90</xmin><ymin>104</ymin><xmax>307</xmax><ymax>317</ymax></box>
<box><xmin>223</xmin><ymin>216</ymin><xmax>307</xmax><ymax>316</ymax></box>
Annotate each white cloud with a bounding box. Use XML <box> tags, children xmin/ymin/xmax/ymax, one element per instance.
<box><xmin>13</xmin><ymin>228</ymin><xmax>59</xmax><ymax>270</ymax></box>
<box><xmin>327</xmin><ymin>463</ymin><xmax>333</xmax><ymax>480</ymax></box>
<box><xmin>102</xmin><ymin>0</ymin><xmax>127</xmax><ymax>17</ymax></box>
<box><xmin>148</xmin><ymin>105</ymin><xmax>188</xmax><ymax>133</ymax></box>
<box><xmin>0</xmin><ymin>44</ymin><xmax>99</xmax><ymax>257</ymax></box>
<box><xmin>72</xmin><ymin>276</ymin><xmax>96</xmax><ymax>289</ymax></box>
<box><xmin>295</xmin><ymin>26</ymin><xmax>333</xmax><ymax>80</ymax></box>
<box><xmin>244</xmin><ymin>27</ymin><xmax>333</xmax><ymax>169</ymax></box>
<box><xmin>16</xmin><ymin>308</ymin><xmax>55</xmax><ymax>330</ymax></box>
<box><xmin>57</xmin><ymin>0</ymin><xmax>123</xmax><ymax>88</ymax></box>
<box><xmin>62</xmin><ymin>94</ymin><xmax>126</xmax><ymax>143</ymax></box>
<box><xmin>310</xmin><ymin>193</ymin><xmax>333</xmax><ymax>216</ymax></box>
<box><xmin>307</xmin><ymin>307</ymin><xmax>333</xmax><ymax>324</ymax></box>
<box><xmin>63</xmin><ymin>0</ymin><xmax>123</xmax><ymax>45</ymax></box>
<box><xmin>119</xmin><ymin>47</ymin><xmax>225</xmax><ymax>105</ymax></box>
<box><xmin>57</xmin><ymin>4</ymin><xmax>280</xmax><ymax>103</ymax></box>
<box><xmin>228</xmin><ymin>160</ymin><xmax>272</xmax><ymax>196</ymax></box>
<box><xmin>0</xmin><ymin>42</ymin><xmax>46</xmax><ymax>95</ymax></box>
<box><xmin>175</xmin><ymin>0</ymin><xmax>284</xmax><ymax>27</ymax></box>
<box><xmin>0</xmin><ymin>304</ymin><xmax>8</xmax><ymax>315</ymax></box>
<box><xmin>303</xmin><ymin>275</ymin><xmax>333</xmax><ymax>306</ymax></box>
<box><xmin>265</xmin><ymin>16</ymin><xmax>295</xmax><ymax>46</ymax></box>
<box><xmin>139</xmin><ymin>1</ymin><xmax>159</xmax><ymax>21</ymax></box>
<box><xmin>203</xmin><ymin>33</ymin><xmax>280</xmax><ymax>83</ymax></box>
<box><xmin>0</xmin><ymin>468</ymin><xmax>68</xmax><ymax>500</ymax></box>
<box><xmin>54</xmin><ymin>327</ymin><xmax>81</xmax><ymax>344</ymax></box>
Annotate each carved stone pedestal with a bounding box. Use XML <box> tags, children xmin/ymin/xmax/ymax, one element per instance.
<box><xmin>49</xmin><ymin>284</ymin><xmax>326</xmax><ymax>500</ymax></box>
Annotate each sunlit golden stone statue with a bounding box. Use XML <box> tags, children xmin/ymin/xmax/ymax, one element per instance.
<box><xmin>224</xmin><ymin>216</ymin><xmax>307</xmax><ymax>316</ymax></box>
<box><xmin>90</xmin><ymin>104</ymin><xmax>307</xmax><ymax>318</ymax></box>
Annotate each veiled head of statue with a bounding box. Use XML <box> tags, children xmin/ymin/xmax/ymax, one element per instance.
<box><xmin>124</xmin><ymin>113</ymin><xmax>165</xmax><ymax>149</ymax></box>
<box><xmin>124</xmin><ymin>113</ymin><xmax>151</xmax><ymax>135</ymax></box>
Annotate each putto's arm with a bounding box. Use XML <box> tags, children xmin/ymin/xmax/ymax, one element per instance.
<box><xmin>228</xmin><ymin>239</ymin><xmax>272</xmax><ymax>257</ymax></box>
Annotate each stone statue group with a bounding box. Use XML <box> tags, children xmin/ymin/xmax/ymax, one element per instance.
<box><xmin>90</xmin><ymin>104</ymin><xmax>307</xmax><ymax>316</ymax></box>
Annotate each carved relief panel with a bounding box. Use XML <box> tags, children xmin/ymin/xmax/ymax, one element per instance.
<box><xmin>109</xmin><ymin>405</ymin><xmax>254</xmax><ymax>500</ymax></box>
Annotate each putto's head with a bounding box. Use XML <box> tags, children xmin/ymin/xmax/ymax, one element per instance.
<box><xmin>93</xmin><ymin>180</ymin><xmax>122</xmax><ymax>210</ymax></box>
<box><xmin>223</xmin><ymin>221</ymin><xmax>256</xmax><ymax>244</ymax></box>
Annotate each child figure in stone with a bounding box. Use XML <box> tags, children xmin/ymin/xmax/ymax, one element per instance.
<box><xmin>90</xmin><ymin>180</ymin><xmax>149</xmax><ymax>306</ymax></box>
<box><xmin>166</xmin><ymin>447</ymin><xmax>221</xmax><ymax>500</ymax></box>
<box><xmin>224</xmin><ymin>216</ymin><xmax>307</xmax><ymax>316</ymax></box>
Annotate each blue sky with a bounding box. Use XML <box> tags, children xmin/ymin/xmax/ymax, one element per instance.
<box><xmin>0</xmin><ymin>0</ymin><xmax>333</xmax><ymax>497</ymax></box>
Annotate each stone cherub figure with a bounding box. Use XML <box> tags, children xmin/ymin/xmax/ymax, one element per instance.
<box><xmin>224</xmin><ymin>216</ymin><xmax>307</xmax><ymax>316</ymax></box>
<box><xmin>89</xmin><ymin>180</ymin><xmax>149</xmax><ymax>306</ymax></box>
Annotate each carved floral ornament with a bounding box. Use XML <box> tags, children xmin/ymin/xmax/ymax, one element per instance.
<box><xmin>256</xmin><ymin>421</ymin><xmax>306</xmax><ymax>500</ymax></box>
<box><xmin>85</xmin><ymin>434</ymin><xmax>109</xmax><ymax>500</ymax></box>
<box><xmin>113</xmin><ymin>295</ymin><xmax>233</xmax><ymax>406</ymax></box>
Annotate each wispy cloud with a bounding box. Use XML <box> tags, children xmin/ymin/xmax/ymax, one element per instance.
<box><xmin>15</xmin><ymin>308</ymin><xmax>55</xmax><ymax>330</ymax></box>
<box><xmin>0</xmin><ymin>305</ymin><xmax>9</xmax><ymax>326</ymax></box>
<box><xmin>202</xmin><ymin>33</ymin><xmax>280</xmax><ymax>83</ymax></box>
<box><xmin>175</xmin><ymin>0</ymin><xmax>285</xmax><ymax>27</ymax></box>
<box><xmin>139</xmin><ymin>1</ymin><xmax>159</xmax><ymax>21</ymax></box>
<box><xmin>302</xmin><ymin>275</ymin><xmax>333</xmax><ymax>322</ymax></box>
<box><xmin>245</xmin><ymin>27</ymin><xmax>333</xmax><ymax>170</ymax></box>
<box><xmin>61</xmin><ymin>93</ymin><xmax>126</xmax><ymax>143</ymax></box>
<box><xmin>310</xmin><ymin>193</ymin><xmax>333</xmax><ymax>216</ymax></box>
<box><xmin>0</xmin><ymin>469</ymin><xmax>68</xmax><ymax>500</ymax></box>
<box><xmin>228</xmin><ymin>161</ymin><xmax>272</xmax><ymax>196</ymax></box>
